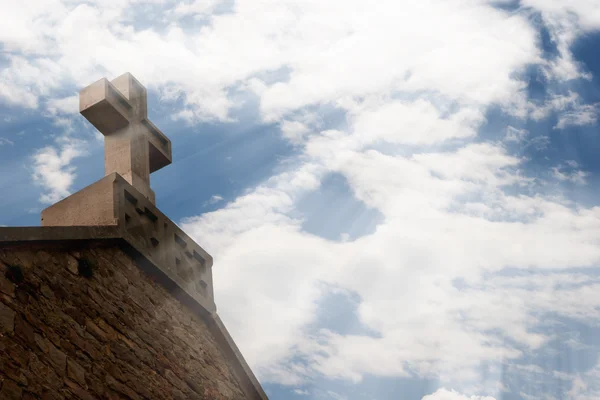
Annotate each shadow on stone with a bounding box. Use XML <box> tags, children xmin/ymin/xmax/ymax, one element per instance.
<box><xmin>5</xmin><ymin>264</ymin><xmax>24</xmax><ymax>284</ymax></box>
<box><xmin>78</xmin><ymin>258</ymin><xmax>95</xmax><ymax>278</ymax></box>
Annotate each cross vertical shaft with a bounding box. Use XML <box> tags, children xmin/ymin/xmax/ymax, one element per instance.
<box><xmin>79</xmin><ymin>73</ymin><xmax>172</xmax><ymax>205</ymax></box>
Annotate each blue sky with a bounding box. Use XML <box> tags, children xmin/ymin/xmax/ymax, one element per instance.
<box><xmin>2</xmin><ymin>1</ymin><xmax>600</xmax><ymax>399</ymax></box>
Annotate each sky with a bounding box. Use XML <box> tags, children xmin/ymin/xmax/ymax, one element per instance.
<box><xmin>1</xmin><ymin>0</ymin><xmax>600</xmax><ymax>399</ymax></box>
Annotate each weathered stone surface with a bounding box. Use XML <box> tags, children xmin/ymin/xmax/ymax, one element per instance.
<box><xmin>64</xmin><ymin>379</ymin><xmax>95</xmax><ymax>400</ymax></box>
<box><xmin>0</xmin><ymin>356</ymin><xmax>28</xmax><ymax>386</ymax></box>
<box><xmin>48</xmin><ymin>340</ymin><xmax>67</xmax><ymax>375</ymax></box>
<box><xmin>65</xmin><ymin>255</ymin><xmax>79</xmax><ymax>275</ymax></box>
<box><xmin>0</xmin><ymin>301</ymin><xmax>15</xmax><ymax>333</ymax></box>
<box><xmin>40</xmin><ymin>284</ymin><xmax>54</xmax><ymax>300</ymax></box>
<box><xmin>0</xmin><ymin>245</ymin><xmax>252</xmax><ymax>399</ymax></box>
<box><xmin>0</xmin><ymin>379</ymin><xmax>23</xmax><ymax>399</ymax></box>
<box><xmin>28</xmin><ymin>354</ymin><xmax>62</xmax><ymax>391</ymax></box>
<box><xmin>0</xmin><ymin>268</ymin><xmax>15</xmax><ymax>297</ymax></box>
<box><xmin>85</xmin><ymin>318</ymin><xmax>108</xmax><ymax>342</ymax></box>
<box><xmin>14</xmin><ymin>314</ymin><xmax>35</xmax><ymax>348</ymax></box>
<box><xmin>67</xmin><ymin>358</ymin><xmax>86</xmax><ymax>386</ymax></box>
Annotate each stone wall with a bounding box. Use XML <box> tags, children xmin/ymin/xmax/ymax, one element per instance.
<box><xmin>0</xmin><ymin>244</ymin><xmax>250</xmax><ymax>400</ymax></box>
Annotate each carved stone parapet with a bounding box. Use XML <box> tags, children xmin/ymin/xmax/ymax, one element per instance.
<box><xmin>40</xmin><ymin>173</ymin><xmax>215</xmax><ymax>313</ymax></box>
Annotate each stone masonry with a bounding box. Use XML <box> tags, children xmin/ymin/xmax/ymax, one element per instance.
<box><xmin>0</xmin><ymin>244</ymin><xmax>248</xmax><ymax>399</ymax></box>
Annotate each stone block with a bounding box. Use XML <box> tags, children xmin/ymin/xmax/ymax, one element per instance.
<box><xmin>40</xmin><ymin>284</ymin><xmax>54</xmax><ymax>300</ymax></box>
<box><xmin>67</xmin><ymin>358</ymin><xmax>86</xmax><ymax>386</ymax></box>
<box><xmin>79</xmin><ymin>78</ymin><xmax>131</xmax><ymax>135</ymax></box>
<box><xmin>48</xmin><ymin>344</ymin><xmax>67</xmax><ymax>375</ymax></box>
<box><xmin>14</xmin><ymin>315</ymin><xmax>35</xmax><ymax>347</ymax></box>
<box><xmin>0</xmin><ymin>379</ymin><xmax>23</xmax><ymax>400</ymax></box>
<box><xmin>65</xmin><ymin>379</ymin><xmax>95</xmax><ymax>400</ymax></box>
<box><xmin>66</xmin><ymin>255</ymin><xmax>79</xmax><ymax>275</ymax></box>
<box><xmin>85</xmin><ymin>318</ymin><xmax>108</xmax><ymax>342</ymax></box>
<box><xmin>0</xmin><ymin>269</ymin><xmax>15</xmax><ymax>297</ymax></box>
<box><xmin>0</xmin><ymin>301</ymin><xmax>15</xmax><ymax>333</ymax></box>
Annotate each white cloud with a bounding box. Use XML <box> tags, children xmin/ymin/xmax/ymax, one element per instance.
<box><xmin>0</xmin><ymin>0</ymin><xmax>541</xmax><ymax>123</ymax></box>
<box><xmin>46</xmin><ymin>95</ymin><xmax>79</xmax><ymax>115</ymax></box>
<box><xmin>281</xmin><ymin>120</ymin><xmax>311</xmax><ymax>144</ymax></box>
<box><xmin>171</xmin><ymin>0</ymin><xmax>224</xmax><ymax>18</ymax></box>
<box><xmin>526</xmin><ymin>135</ymin><xmax>551</xmax><ymax>151</ymax></box>
<box><xmin>552</xmin><ymin>161</ymin><xmax>589</xmax><ymax>185</ymax></box>
<box><xmin>522</xmin><ymin>1</ymin><xmax>600</xmax><ymax>83</ymax></box>
<box><xmin>522</xmin><ymin>91</ymin><xmax>599</xmax><ymax>129</ymax></box>
<box><xmin>504</xmin><ymin>126</ymin><xmax>529</xmax><ymax>143</ymax></box>
<box><xmin>0</xmin><ymin>55</ymin><xmax>65</xmax><ymax>108</ymax></box>
<box><xmin>530</xmin><ymin>92</ymin><xmax>580</xmax><ymax>121</ymax></box>
<box><xmin>183</xmin><ymin>139</ymin><xmax>600</xmax><ymax>391</ymax></box>
<box><xmin>552</xmin><ymin>169</ymin><xmax>588</xmax><ymax>185</ymax></box>
<box><xmin>326</xmin><ymin>391</ymin><xmax>348</xmax><ymax>400</ymax></box>
<box><xmin>540</xmin><ymin>16</ymin><xmax>589</xmax><ymax>82</ymax></box>
<box><xmin>348</xmin><ymin>100</ymin><xmax>484</xmax><ymax>146</ymax></box>
<box><xmin>561</xmin><ymin>360</ymin><xmax>600</xmax><ymax>400</ymax></box>
<box><xmin>0</xmin><ymin>137</ymin><xmax>14</xmax><ymax>146</ymax></box>
<box><xmin>204</xmin><ymin>194</ymin><xmax>224</xmax><ymax>206</ymax></box>
<box><xmin>255</xmin><ymin>1</ymin><xmax>539</xmax><ymax>122</ymax></box>
<box><xmin>555</xmin><ymin>104</ymin><xmax>599</xmax><ymax>129</ymax></box>
<box><xmin>522</xmin><ymin>0</ymin><xmax>600</xmax><ymax>32</ymax></box>
<box><xmin>31</xmin><ymin>136</ymin><xmax>87</xmax><ymax>204</ymax></box>
<box><xmin>422</xmin><ymin>388</ymin><xmax>496</xmax><ymax>400</ymax></box>
<box><xmin>165</xmin><ymin>0</ymin><xmax>600</xmax><ymax>394</ymax></box>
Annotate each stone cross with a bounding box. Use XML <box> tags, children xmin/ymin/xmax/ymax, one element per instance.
<box><xmin>79</xmin><ymin>73</ymin><xmax>172</xmax><ymax>204</ymax></box>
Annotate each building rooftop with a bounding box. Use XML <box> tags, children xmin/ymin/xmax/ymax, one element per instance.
<box><xmin>0</xmin><ymin>72</ymin><xmax>267</xmax><ymax>400</ymax></box>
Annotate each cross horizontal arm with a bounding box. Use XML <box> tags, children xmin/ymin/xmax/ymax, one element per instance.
<box><xmin>142</xmin><ymin>119</ymin><xmax>172</xmax><ymax>173</ymax></box>
<box><xmin>80</xmin><ymin>78</ymin><xmax>135</xmax><ymax>135</ymax></box>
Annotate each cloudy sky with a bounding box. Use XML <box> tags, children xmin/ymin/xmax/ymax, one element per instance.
<box><xmin>2</xmin><ymin>0</ymin><xmax>600</xmax><ymax>399</ymax></box>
